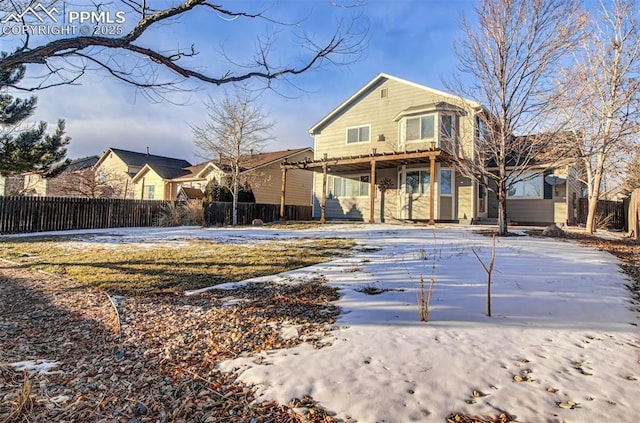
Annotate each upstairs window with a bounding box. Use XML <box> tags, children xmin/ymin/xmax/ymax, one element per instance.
<box><xmin>406</xmin><ymin>115</ymin><xmax>435</xmax><ymax>142</ymax></box>
<box><xmin>346</xmin><ymin>125</ymin><xmax>370</xmax><ymax>144</ymax></box>
<box><xmin>441</xmin><ymin>115</ymin><xmax>458</xmax><ymax>138</ymax></box>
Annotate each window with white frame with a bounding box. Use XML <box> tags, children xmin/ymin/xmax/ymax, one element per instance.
<box><xmin>346</xmin><ymin>125</ymin><xmax>370</xmax><ymax>144</ymax></box>
<box><xmin>329</xmin><ymin>175</ymin><xmax>370</xmax><ymax>197</ymax></box>
<box><xmin>440</xmin><ymin>169</ymin><xmax>452</xmax><ymax>195</ymax></box>
<box><xmin>143</xmin><ymin>185</ymin><xmax>155</xmax><ymax>200</ymax></box>
<box><xmin>406</xmin><ymin>115</ymin><xmax>435</xmax><ymax>142</ymax></box>
<box><xmin>507</xmin><ymin>173</ymin><xmax>542</xmax><ymax>198</ymax></box>
<box><xmin>406</xmin><ymin>170</ymin><xmax>430</xmax><ymax>194</ymax></box>
<box><xmin>441</xmin><ymin>114</ymin><xmax>459</xmax><ymax>138</ymax></box>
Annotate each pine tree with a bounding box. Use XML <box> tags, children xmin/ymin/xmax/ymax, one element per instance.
<box><xmin>0</xmin><ymin>54</ymin><xmax>70</xmax><ymax>177</ymax></box>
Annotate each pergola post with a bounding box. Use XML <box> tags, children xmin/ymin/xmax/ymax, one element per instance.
<box><xmin>428</xmin><ymin>155</ymin><xmax>436</xmax><ymax>225</ymax></box>
<box><xmin>279</xmin><ymin>165</ymin><xmax>287</xmax><ymax>221</ymax></box>
<box><xmin>320</xmin><ymin>153</ymin><xmax>328</xmax><ymax>224</ymax></box>
<box><xmin>369</xmin><ymin>154</ymin><xmax>376</xmax><ymax>224</ymax></box>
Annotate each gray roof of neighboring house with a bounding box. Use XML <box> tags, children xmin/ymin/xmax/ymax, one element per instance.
<box><xmin>65</xmin><ymin>156</ymin><xmax>99</xmax><ymax>172</ymax></box>
<box><xmin>146</xmin><ymin>164</ymin><xmax>192</xmax><ymax>180</ymax></box>
<box><xmin>110</xmin><ymin>148</ymin><xmax>192</xmax><ymax>169</ymax></box>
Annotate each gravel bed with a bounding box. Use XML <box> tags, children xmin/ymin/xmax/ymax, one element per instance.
<box><xmin>0</xmin><ymin>260</ymin><xmax>340</xmax><ymax>422</ymax></box>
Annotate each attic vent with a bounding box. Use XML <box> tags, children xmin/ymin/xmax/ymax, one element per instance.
<box><xmin>380</xmin><ymin>88</ymin><xmax>388</xmax><ymax>99</ymax></box>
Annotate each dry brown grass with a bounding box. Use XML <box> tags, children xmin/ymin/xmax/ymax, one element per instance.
<box><xmin>2</xmin><ymin>371</ymin><xmax>34</xmax><ymax>423</ymax></box>
<box><xmin>0</xmin><ymin>237</ymin><xmax>353</xmax><ymax>295</ymax></box>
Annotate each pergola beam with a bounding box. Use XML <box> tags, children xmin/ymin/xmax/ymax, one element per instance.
<box><xmin>282</xmin><ymin>148</ymin><xmax>445</xmax><ymax>170</ymax></box>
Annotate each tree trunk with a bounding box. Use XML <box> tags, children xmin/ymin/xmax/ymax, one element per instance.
<box><xmin>585</xmin><ymin>156</ymin><xmax>605</xmax><ymax>234</ymax></box>
<box><xmin>232</xmin><ymin>166</ymin><xmax>240</xmax><ymax>226</ymax></box>
<box><xmin>380</xmin><ymin>190</ymin><xmax>386</xmax><ymax>223</ymax></box>
<box><xmin>497</xmin><ymin>182</ymin><xmax>508</xmax><ymax>236</ymax></box>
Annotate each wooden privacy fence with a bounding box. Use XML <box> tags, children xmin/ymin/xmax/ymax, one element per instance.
<box><xmin>203</xmin><ymin>202</ymin><xmax>312</xmax><ymax>225</ymax></box>
<box><xmin>577</xmin><ymin>197</ymin><xmax>624</xmax><ymax>230</ymax></box>
<box><xmin>0</xmin><ymin>196</ymin><xmax>167</xmax><ymax>234</ymax></box>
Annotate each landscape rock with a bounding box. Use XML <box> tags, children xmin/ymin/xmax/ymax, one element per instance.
<box><xmin>542</xmin><ymin>223</ymin><xmax>565</xmax><ymax>237</ymax></box>
<box><xmin>252</xmin><ymin>218</ymin><xmax>264</xmax><ymax>226</ymax></box>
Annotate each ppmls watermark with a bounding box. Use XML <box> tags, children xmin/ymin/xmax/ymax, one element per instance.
<box><xmin>1</xmin><ymin>2</ymin><xmax>126</xmax><ymax>36</ymax></box>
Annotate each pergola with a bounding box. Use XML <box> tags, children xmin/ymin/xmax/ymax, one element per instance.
<box><xmin>280</xmin><ymin>147</ymin><xmax>455</xmax><ymax>225</ymax></box>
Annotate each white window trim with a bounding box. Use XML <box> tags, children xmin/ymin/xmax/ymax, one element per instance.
<box><xmin>405</xmin><ymin>168</ymin><xmax>431</xmax><ymax>195</ymax></box>
<box><xmin>345</xmin><ymin>124</ymin><xmax>371</xmax><ymax>145</ymax></box>
<box><xmin>405</xmin><ymin>114</ymin><xmax>436</xmax><ymax>144</ymax></box>
<box><xmin>328</xmin><ymin>174</ymin><xmax>371</xmax><ymax>198</ymax></box>
<box><xmin>439</xmin><ymin>168</ymin><xmax>454</xmax><ymax>197</ymax></box>
<box><xmin>507</xmin><ymin>172</ymin><xmax>544</xmax><ymax>200</ymax></box>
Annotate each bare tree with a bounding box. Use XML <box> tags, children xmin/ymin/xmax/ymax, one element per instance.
<box><xmin>0</xmin><ymin>1</ymin><xmax>366</xmax><ymax>97</ymax></box>
<box><xmin>48</xmin><ymin>167</ymin><xmax>125</xmax><ymax>198</ymax></box>
<box><xmin>622</xmin><ymin>145</ymin><xmax>640</xmax><ymax>195</ymax></box>
<box><xmin>192</xmin><ymin>89</ymin><xmax>273</xmax><ymax>225</ymax></box>
<box><xmin>560</xmin><ymin>0</ymin><xmax>640</xmax><ymax>233</ymax></box>
<box><xmin>452</xmin><ymin>0</ymin><xmax>583</xmax><ymax>235</ymax></box>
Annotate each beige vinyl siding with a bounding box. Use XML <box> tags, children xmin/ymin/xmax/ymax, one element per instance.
<box><xmin>377</xmin><ymin>168</ymin><xmax>397</xmax><ymax>222</ymax></box>
<box><xmin>487</xmin><ymin>168</ymin><xmax>573</xmax><ymax>224</ymax></box>
<box><xmin>313</xmin><ymin>78</ymin><xmax>475</xmax><ymax>159</ymax></box>
<box><xmin>507</xmin><ymin>199</ymin><xmax>555</xmax><ymax>224</ymax></box>
<box><xmin>248</xmin><ymin>151</ymin><xmax>312</xmax><ymax>206</ymax></box>
<box><xmin>565</xmin><ymin>167</ymin><xmax>583</xmax><ymax>225</ymax></box>
<box><xmin>313</xmin><ymin>168</ymin><xmax>398</xmax><ymax>221</ymax></box>
<box><xmin>456</xmin><ymin>175</ymin><xmax>473</xmax><ymax>220</ymax></box>
<box><xmin>95</xmin><ymin>152</ymin><xmax>134</xmax><ymax>199</ymax></box>
<box><xmin>134</xmin><ymin>170</ymin><xmax>165</xmax><ymax>200</ymax></box>
<box><xmin>23</xmin><ymin>174</ymin><xmax>47</xmax><ymax>196</ymax></box>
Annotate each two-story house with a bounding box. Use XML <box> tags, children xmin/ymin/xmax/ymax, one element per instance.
<box><xmin>284</xmin><ymin>73</ymin><xmax>582</xmax><ymax>225</ymax></box>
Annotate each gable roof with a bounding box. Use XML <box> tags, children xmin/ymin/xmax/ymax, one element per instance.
<box><xmin>95</xmin><ymin>147</ymin><xmax>192</xmax><ymax>171</ymax></box>
<box><xmin>177</xmin><ymin>186</ymin><xmax>204</xmax><ymax>200</ymax></box>
<box><xmin>170</xmin><ymin>161</ymin><xmax>227</xmax><ymax>182</ymax></box>
<box><xmin>131</xmin><ymin>163</ymin><xmax>191</xmax><ymax>183</ymax></box>
<box><xmin>173</xmin><ymin>147</ymin><xmax>313</xmax><ymax>181</ymax></box>
<box><xmin>236</xmin><ymin>147</ymin><xmax>313</xmax><ymax>172</ymax></box>
<box><xmin>308</xmin><ymin>73</ymin><xmax>479</xmax><ymax>135</ymax></box>
<box><xmin>65</xmin><ymin>156</ymin><xmax>99</xmax><ymax>172</ymax></box>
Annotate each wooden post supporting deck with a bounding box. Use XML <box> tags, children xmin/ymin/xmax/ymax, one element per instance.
<box><xmin>428</xmin><ymin>155</ymin><xmax>436</xmax><ymax>225</ymax></box>
<box><xmin>320</xmin><ymin>153</ymin><xmax>328</xmax><ymax>224</ymax></box>
<box><xmin>369</xmin><ymin>152</ymin><xmax>376</xmax><ymax>224</ymax></box>
<box><xmin>279</xmin><ymin>166</ymin><xmax>287</xmax><ymax>221</ymax></box>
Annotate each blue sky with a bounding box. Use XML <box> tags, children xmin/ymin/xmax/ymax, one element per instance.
<box><xmin>5</xmin><ymin>0</ymin><xmax>479</xmax><ymax>164</ymax></box>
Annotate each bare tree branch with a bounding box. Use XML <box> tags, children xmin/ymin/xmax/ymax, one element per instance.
<box><xmin>450</xmin><ymin>0</ymin><xmax>584</xmax><ymax>235</ymax></box>
<box><xmin>558</xmin><ymin>0</ymin><xmax>640</xmax><ymax>233</ymax></box>
<box><xmin>191</xmin><ymin>87</ymin><xmax>274</xmax><ymax>225</ymax></box>
<box><xmin>0</xmin><ymin>0</ymin><xmax>368</xmax><ymax>96</ymax></box>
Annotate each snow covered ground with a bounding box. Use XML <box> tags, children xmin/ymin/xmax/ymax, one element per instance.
<box><xmin>8</xmin><ymin>224</ymin><xmax>639</xmax><ymax>421</ymax></box>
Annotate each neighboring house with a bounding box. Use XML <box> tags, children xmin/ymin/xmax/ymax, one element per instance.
<box><xmin>94</xmin><ymin>146</ymin><xmax>313</xmax><ymax>204</ymax></box>
<box><xmin>289</xmin><ymin>73</ymin><xmax>581</xmax><ymax>225</ymax></box>
<box><xmin>0</xmin><ymin>175</ymin><xmax>24</xmax><ymax>196</ymax></box>
<box><xmin>94</xmin><ymin>148</ymin><xmax>192</xmax><ymax>200</ymax></box>
<box><xmin>170</xmin><ymin>147</ymin><xmax>314</xmax><ymax>206</ymax></box>
<box><xmin>20</xmin><ymin>173</ymin><xmax>48</xmax><ymax>196</ymax></box>
<box><xmin>45</xmin><ymin>156</ymin><xmax>104</xmax><ymax>198</ymax></box>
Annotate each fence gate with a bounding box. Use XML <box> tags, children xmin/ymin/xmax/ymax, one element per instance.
<box><xmin>577</xmin><ymin>198</ymin><xmax>625</xmax><ymax>230</ymax></box>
